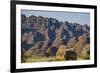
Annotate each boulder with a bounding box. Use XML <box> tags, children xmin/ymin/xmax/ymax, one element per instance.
<box><xmin>64</xmin><ymin>49</ymin><xmax>77</xmax><ymax>60</ymax></box>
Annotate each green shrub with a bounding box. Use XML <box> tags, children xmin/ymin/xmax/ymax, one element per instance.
<box><xmin>79</xmin><ymin>53</ymin><xmax>90</xmax><ymax>60</ymax></box>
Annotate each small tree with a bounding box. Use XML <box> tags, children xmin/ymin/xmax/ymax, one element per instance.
<box><xmin>56</xmin><ymin>45</ymin><xmax>66</xmax><ymax>61</ymax></box>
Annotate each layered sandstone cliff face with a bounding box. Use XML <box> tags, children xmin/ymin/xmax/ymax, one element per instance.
<box><xmin>21</xmin><ymin>14</ymin><xmax>90</xmax><ymax>62</ymax></box>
